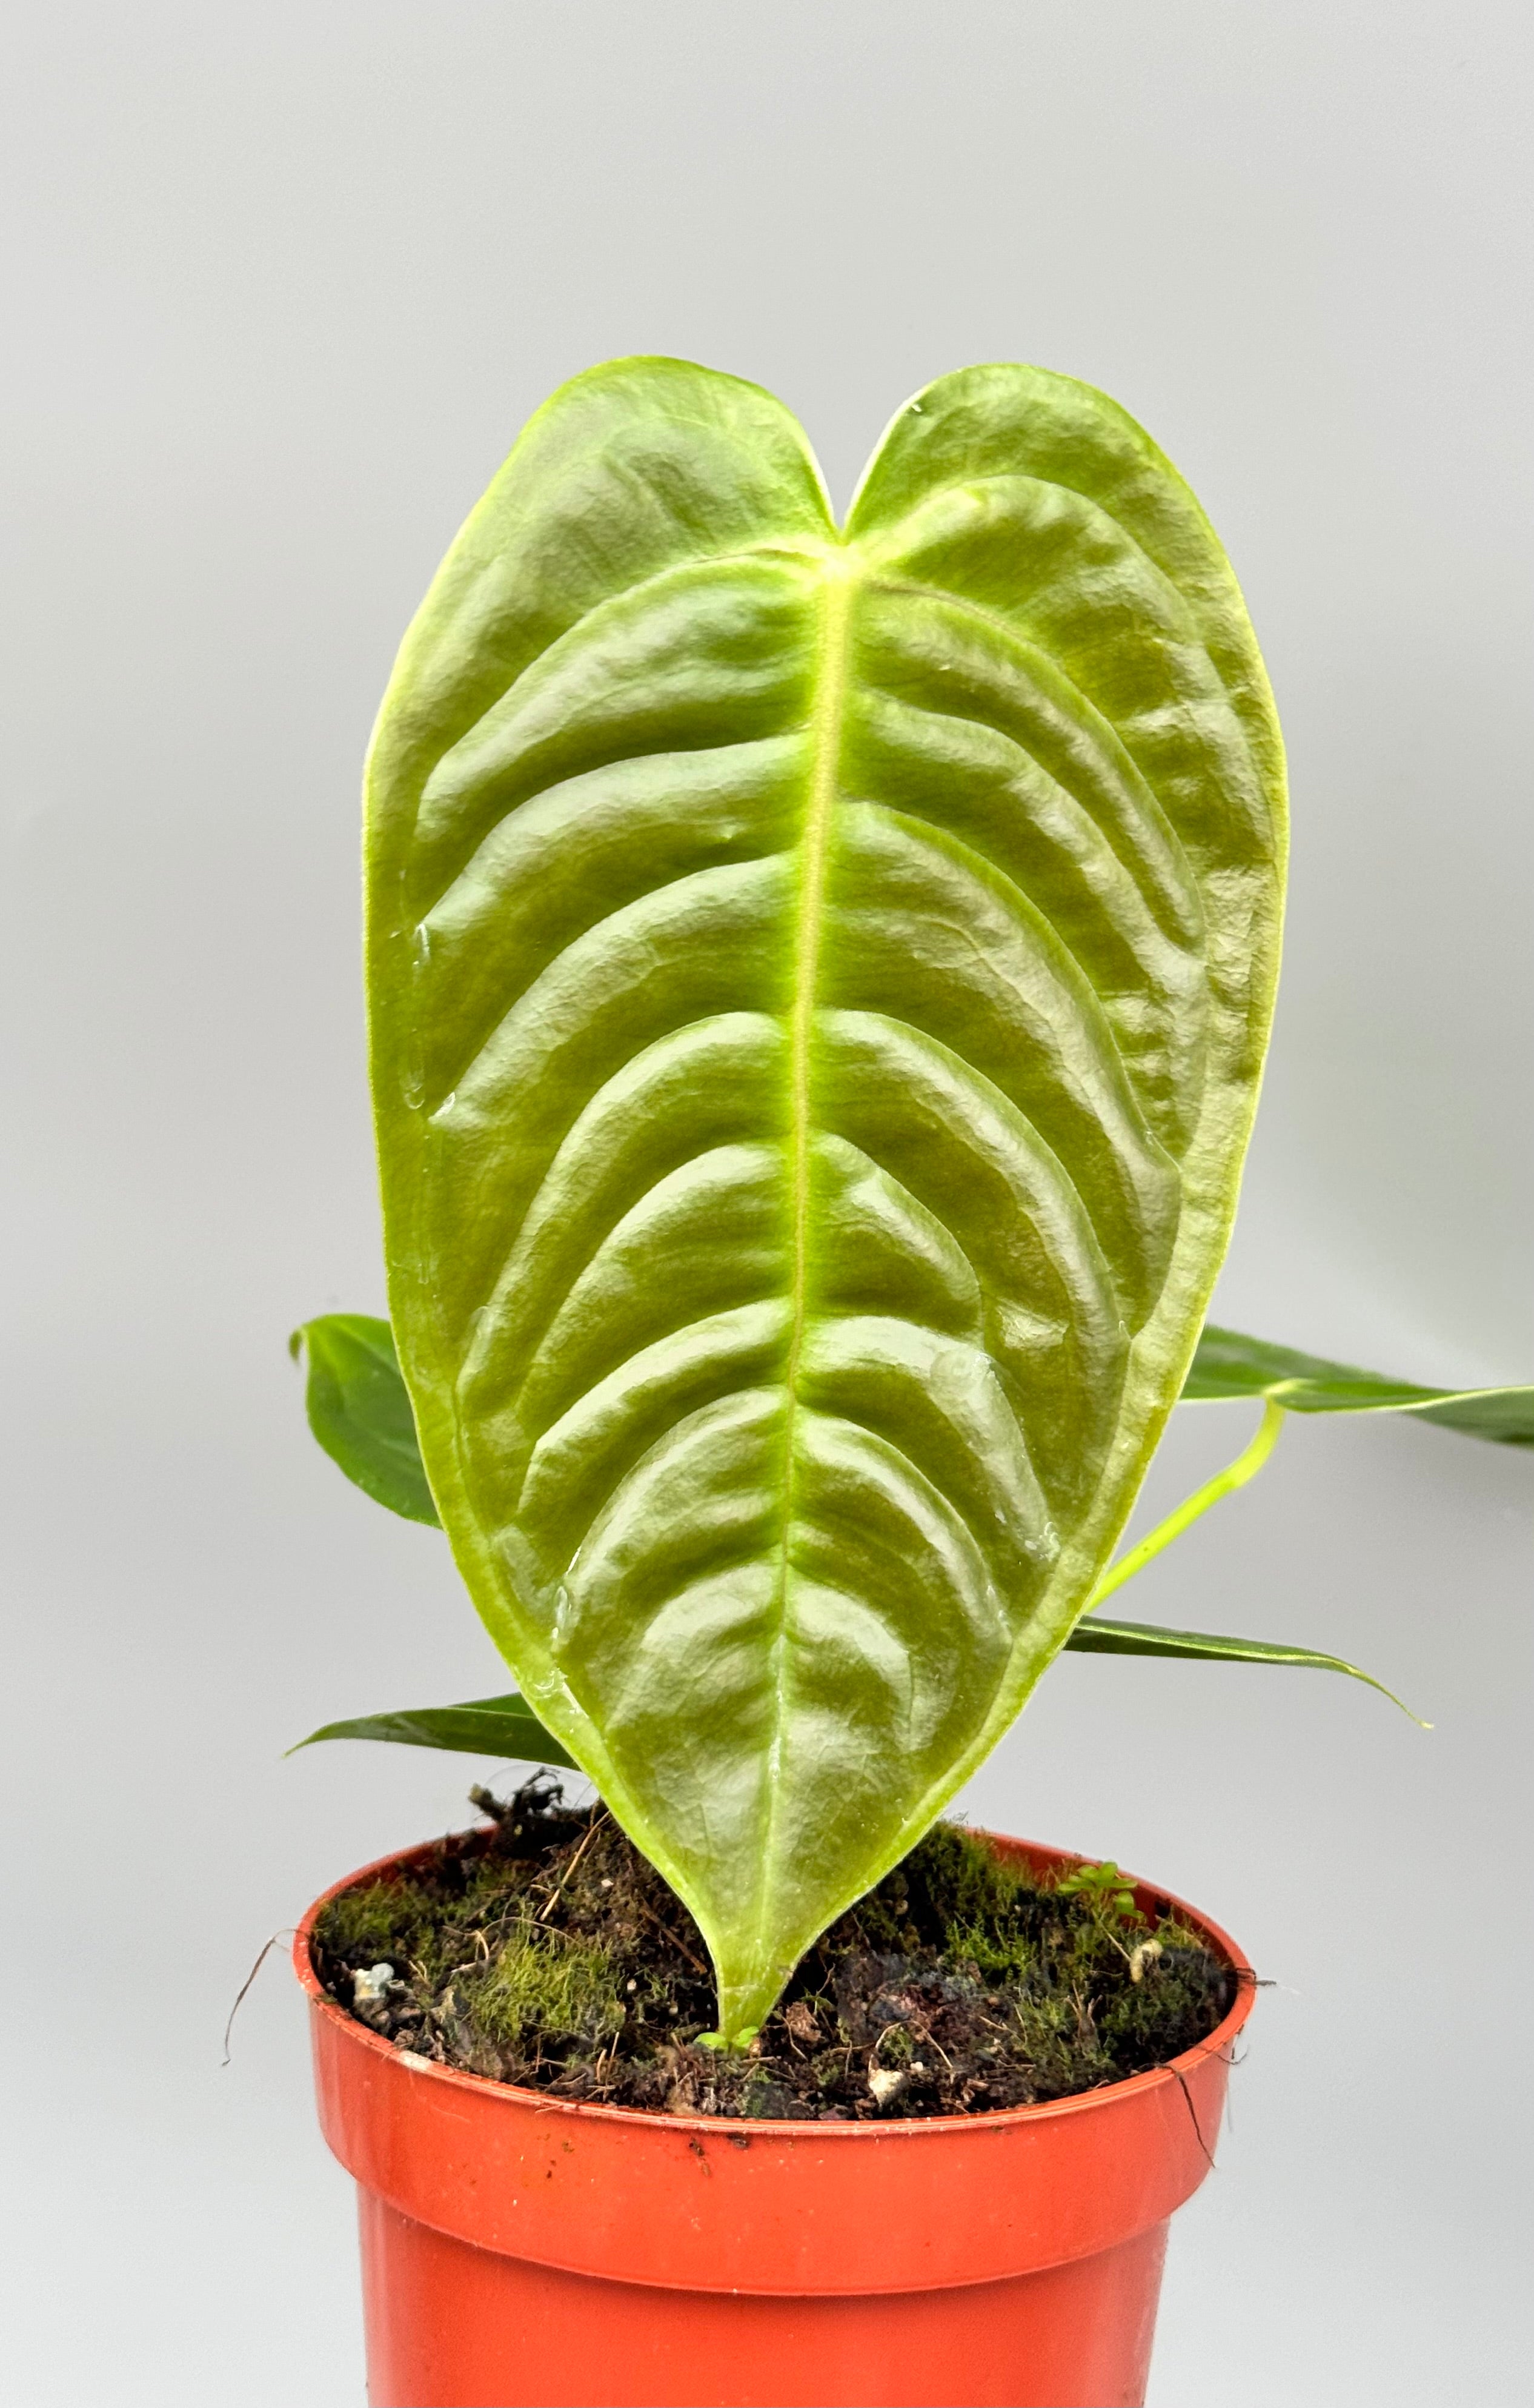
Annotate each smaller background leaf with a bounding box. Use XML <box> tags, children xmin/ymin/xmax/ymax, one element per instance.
<box><xmin>1183</xmin><ymin>1326</ymin><xmax>1534</xmax><ymax>1445</ymax></box>
<box><xmin>1066</xmin><ymin>1611</ymin><xmax>1426</xmax><ymax>1722</ymax></box>
<box><xmin>291</xmin><ymin>1693</ymin><xmax>577</xmax><ymax>1768</ymax></box>
<box><xmin>291</xmin><ymin>1314</ymin><xmax>442</xmax><ymax>1523</ymax></box>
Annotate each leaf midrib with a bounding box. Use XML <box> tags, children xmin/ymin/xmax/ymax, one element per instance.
<box><xmin>755</xmin><ymin>551</ymin><xmax>857</xmax><ymax>1976</ymax></box>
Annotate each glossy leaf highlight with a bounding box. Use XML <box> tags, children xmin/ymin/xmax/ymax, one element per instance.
<box><xmin>364</xmin><ymin>357</ymin><xmax>1288</xmax><ymax>2035</ymax></box>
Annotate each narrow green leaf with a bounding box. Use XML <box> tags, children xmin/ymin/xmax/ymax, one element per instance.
<box><xmin>290</xmin><ymin>1313</ymin><xmax>442</xmax><ymax>1525</ymax></box>
<box><xmin>1066</xmin><ymin>1610</ymin><xmax>1428</xmax><ymax>1725</ymax></box>
<box><xmin>1088</xmin><ymin>1399</ymin><xmax>1284</xmax><ymax>1610</ymax></box>
<box><xmin>1184</xmin><ymin>1326</ymin><xmax>1534</xmax><ymax>1447</ymax></box>
<box><xmin>363</xmin><ymin>357</ymin><xmax>1287</xmax><ymax>2038</ymax></box>
<box><xmin>290</xmin><ymin>1691</ymin><xmax>577</xmax><ymax>1768</ymax></box>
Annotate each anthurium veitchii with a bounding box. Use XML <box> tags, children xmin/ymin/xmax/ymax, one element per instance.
<box><xmin>296</xmin><ymin>355</ymin><xmax>1298</xmax><ymax>2040</ymax></box>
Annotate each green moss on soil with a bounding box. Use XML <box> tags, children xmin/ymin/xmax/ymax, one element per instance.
<box><xmin>468</xmin><ymin>1923</ymin><xmax>623</xmax><ymax>2051</ymax></box>
<box><xmin>313</xmin><ymin>1777</ymin><xmax>1238</xmax><ymax>2120</ymax></box>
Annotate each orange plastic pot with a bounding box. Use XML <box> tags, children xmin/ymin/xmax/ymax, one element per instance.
<box><xmin>296</xmin><ymin>1832</ymin><xmax>1253</xmax><ymax>2408</ymax></box>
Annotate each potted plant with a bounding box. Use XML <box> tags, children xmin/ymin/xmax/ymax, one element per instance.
<box><xmin>287</xmin><ymin>356</ymin><xmax>1532</xmax><ymax>2408</ymax></box>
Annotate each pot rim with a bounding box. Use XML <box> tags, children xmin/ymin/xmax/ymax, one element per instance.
<box><xmin>293</xmin><ymin>1823</ymin><xmax>1255</xmax><ymax>2142</ymax></box>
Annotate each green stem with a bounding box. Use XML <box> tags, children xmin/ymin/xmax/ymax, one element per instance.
<box><xmin>1087</xmin><ymin>1399</ymin><xmax>1286</xmax><ymax>1611</ymax></box>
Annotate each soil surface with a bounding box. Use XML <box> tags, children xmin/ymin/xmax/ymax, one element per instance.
<box><xmin>313</xmin><ymin>1776</ymin><xmax>1237</xmax><ymax>2121</ymax></box>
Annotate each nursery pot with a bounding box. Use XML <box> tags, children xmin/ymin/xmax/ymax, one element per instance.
<box><xmin>296</xmin><ymin>1832</ymin><xmax>1253</xmax><ymax>2408</ymax></box>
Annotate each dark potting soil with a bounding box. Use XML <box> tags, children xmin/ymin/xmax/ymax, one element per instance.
<box><xmin>313</xmin><ymin>1776</ymin><xmax>1238</xmax><ymax>2121</ymax></box>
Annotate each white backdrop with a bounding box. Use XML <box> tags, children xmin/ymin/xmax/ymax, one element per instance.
<box><xmin>4</xmin><ymin>7</ymin><xmax>1530</xmax><ymax>2401</ymax></box>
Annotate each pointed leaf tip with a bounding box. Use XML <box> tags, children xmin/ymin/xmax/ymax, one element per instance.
<box><xmin>1066</xmin><ymin>1611</ymin><xmax>1429</xmax><ymax>1725</ymax></box>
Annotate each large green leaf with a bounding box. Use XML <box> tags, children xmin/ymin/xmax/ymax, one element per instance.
<box><xmin>1185</xmin><ymin>1325</ymin><xmax>1534</xmax><ymax>1445</ymax></box>
<box><xmin>363</xmin><ymin>357</ymin><xmax>1287</xmax><ymax>2037</ymax></box>
<box><xmin>290</xmin><ymin>1314</ymin><xmax>442</xmax><ymax>1524</ymax></box>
